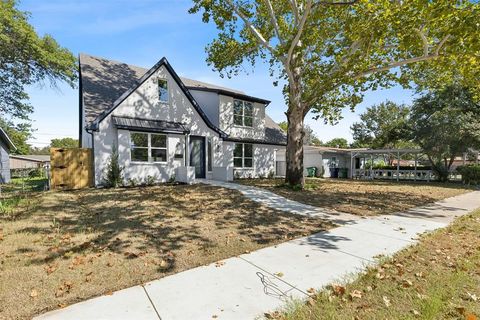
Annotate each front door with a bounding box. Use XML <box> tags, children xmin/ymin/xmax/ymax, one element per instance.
<box><xmin>189</xmin><ymin>136</ymin><xmax>206</xmax><ymax>178</ymax></box>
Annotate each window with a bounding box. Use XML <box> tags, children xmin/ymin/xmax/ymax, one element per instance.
<box><xmin>158</xmin><ymin>79</ymin><xmax>168</xmax><ymax>103</ymax></box>
<box><xmin>207</xmin><ymin>138</ymin><xmax>213</xmax><ymax>172</ymax></box>
<box><xmin>131</xmin><ymin>133</ymin><xmax>148</xmax><ymax>162</ymax></box>
<box><xmin>130</xmin><ymin>132</ymin><xmax>167</xmax><ymax>163</ymax></box>
<box><xmin>233</xmin><ymin>100</ymin><xmax>253</xmax><ymax>127</ymax></box>
<box><xmin>233</xmin><ymin>143</ymin><xmax>253</xmax><ymax>168</ymax></box>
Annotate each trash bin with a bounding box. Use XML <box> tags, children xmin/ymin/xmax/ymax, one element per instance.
<box><xmin>330</xmin><ymin>167</ymin><xmax>339</xmax><ymax>178</ymax></box>
<box><xmin>339</xmin><ymin>168</ymin><xmax>348</xmax><ymax>178</ymax></box>
<box><xmin>306</xmin><ymin>167</ymin><xmax>317</xmax><ymax>177</ymax></box>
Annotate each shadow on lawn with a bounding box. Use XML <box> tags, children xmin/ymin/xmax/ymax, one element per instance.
<box><xmin>14</xmin><ymin>184</ymin><xmax>333</xmax><ymax>272</ymax></box>
<box><xmin>238</xmin><ymin>178</ymin><xmax>472</xmax><ymax>215</ymax></box>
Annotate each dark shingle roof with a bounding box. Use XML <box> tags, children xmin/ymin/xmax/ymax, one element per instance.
<box><xmin>0</xmin><ymin>128</ymin><xmax>16</xmax><ymax>151</ymax></box>
<box><xmin>79</xmin><ymin>53</ymin><xmax>286</xmax><ymax>145</ymax></box>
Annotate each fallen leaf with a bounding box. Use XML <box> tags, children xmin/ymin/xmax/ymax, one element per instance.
<box><xmin>274</xmin><ymin>272</ymin><xmax>284</xmax><ymax>278</ymax></box>
<box><xmin>349</xmin><ymin>290</ymin><xmax>363</xmax><ymax>299</ymax></box>
<box><xmin>383</xmin><ymin>296</ymin><xmax>391</xmax><ymax>307</ymax></box>
<box><xmin>306</xmin><ymin>288</ymin><xmax>316</xmax><ymax>295</ymax></box>
<box><xmin>466</xmin><ymin>314</ymin><xmax>478</xmax><ymax>320</ymax></box>
<box><xmin>331</xmin><ymin>284</ymin><xmax>346</xmax><ymax>296</ymax></box>
<box><xmin>411</xmin><ymin>309</ymin><xmax>420</xmax><ymax>316</ymax></box>
<box><xmin>30</xmin><ymin>289</ymin><xmax>38</xmax><ymax>298</ymax></box>
<box><xmin>402</xmin><ymin>279</ymin><xmax>413</xmax><ymax>288</ymax></box>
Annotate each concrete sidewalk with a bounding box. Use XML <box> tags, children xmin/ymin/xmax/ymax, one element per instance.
<box><xmin>200</xmin><ymin>179</ymin><xmax>359</xmax><ymax>225</ymax></box>
<box><xmin>35</xmin><ymin>190</ymin><xmax>480</xmax><ymax>320</ymax></box>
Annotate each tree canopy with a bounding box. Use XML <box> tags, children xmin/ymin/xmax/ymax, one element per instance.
<box><xmin>351</xmin><ymin>101</ymin><xmax>412</xmax><ymax>149</ymax></box>
<box><xmin>190</xmin><ymin>0</ymin><xmax>480</xmax><ymax>186</ymax></box>
<box><xmin>410</xmin><ymin>85</ymin><xmax>480</xmax><ymax>181</ymax></box>
<box><xmin>323</xmin><ymin>138</ymin><xmax>349</xmax><ymax>149</ymax></box>
<box><xmin>50</xmin><ymin>138</ymin><xmax>79</xmax><ymax>149</ymax></box>
<box><xmin>0</xmin><ymin>117</ymin><xmax>31</xmax><ymax>154</ymax></box>
<box><xmin>0</xmin><ymin>0</ymin><xmax>77</xmax><ymax>122</ymax></box>
<box><xmin>278</xmin><ymin>121</ymin><xmax>321</xmax><ymax>146</ymax></box>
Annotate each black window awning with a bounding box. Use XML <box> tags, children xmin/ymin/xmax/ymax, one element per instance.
<box><xmin>112</xmin><ymin>116</ymin><xmax>190</xmax><ymax>135</ymax></box>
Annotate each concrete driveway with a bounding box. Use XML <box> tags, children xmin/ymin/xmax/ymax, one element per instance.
<box><xmin>35</xmin><ymin>189</ymin><xmax>480</xmax><ymax>320</ymax></box>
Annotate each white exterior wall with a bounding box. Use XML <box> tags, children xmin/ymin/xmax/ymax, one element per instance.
<box><xmin>219</xmin><ymin>95</ymin><xmax>265</xmax><ymax>140</ymax></box>
<box><xmin>223</xmin><ymin>141</ymin><xmax>282</xmax><ymax>179</ymax></box>
<box><xmin>92</xmin><ymin>65</ymin><xmax>224</xmax><ymax>186</ymax></box>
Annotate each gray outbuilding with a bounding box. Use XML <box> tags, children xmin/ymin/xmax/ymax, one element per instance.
<box><xmin>0</xmin><ymin>128</ymin><xmax>16</xmax><ymax>184</ymax></box>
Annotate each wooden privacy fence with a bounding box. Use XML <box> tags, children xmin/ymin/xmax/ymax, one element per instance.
<box><xmin>50</xmin><ymin>148</ymin><xmax>93</xmax><ymax>190</ymax></box>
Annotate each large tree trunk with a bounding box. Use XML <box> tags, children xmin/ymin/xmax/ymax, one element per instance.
<box><xmin>285</xmin><ymin>91</ymin><xmax>305</xmax><ymax>187</ymax></box>
<box><xmin>284</xmin><ymin>54</ymin><xmax>307</xmax><ymax>187</ymax></box>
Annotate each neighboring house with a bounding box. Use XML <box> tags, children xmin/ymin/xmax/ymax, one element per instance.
<box><xmin>79</xmin><ymin>54</ymin><xmax>286</xmax><ymax>186</ymax></box>
<box><xmin>10</xmin><ymin>155</ymin><xmax>51</xmax><ymax>170</ymax></box>
<box><xmin>276</xmin><ymin>146</ymin><xmax>363</xmax><ymax>178</ymax></box>
<box><xmin>0</xmin><ymin>128</ymin><xmax>16</xmax><ymax>184</ymax></box>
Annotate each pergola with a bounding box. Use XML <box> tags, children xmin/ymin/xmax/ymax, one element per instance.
<box><xmin>349</xmin><ymin>148</ymin><xmax>427</xmax><ymax>182</ymax></box>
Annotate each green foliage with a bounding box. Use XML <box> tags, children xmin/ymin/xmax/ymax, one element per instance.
<box><xmin>50</xmin><ymin>137</ymin><xmax>79</xmax><ymax>149</ymax></box>
<box><xmin>0</xmin><ymin>117</ymin><xmax>31</xmax><ymax>154</ymax></box>
<box><xmin>103</xmin><ymin>146</ymin><xmax>123</xmax><ymax>188</ymax></box>
<box><xmin>410</xmin><ymin>85</ymin><xmax>480</xmax><ymax>181</ymax></box>
<box><xmin>0</xmin><ymin>0</ymin><xmax>77</xmax><ymax>121</ymax></box>
<box><xmin>456</xmin><ymin>165</ymin><xmax>480</xmax><ymax>185</ymax></box>
<box><xmin>351</xmin><ymin>101</ymin><xmax>412</xmax><ymax>149</ymax></box>
<box><xmin>190</xmin><ymin>0</ymin><xmax>480</xmax><ymax>123</ymax></box>
<box><xmin>278</xmin><ymin>121</ymin><xmax>322</xmax><ymax>146</ymax></box>
<box><xmin>323</xmin><ymin>138</ymin><xmax>349</xmax><ymax>149</ymax></box>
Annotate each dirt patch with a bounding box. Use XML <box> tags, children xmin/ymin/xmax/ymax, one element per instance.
<box><xmin>0</xmin><ymin>184</ymin><xmax>331</xmax><ymax>319</ymax></box>
<box><xmin>238</xmin><ymin>178</ymin><xmax>473</xmax><ymax>215</ymax></box>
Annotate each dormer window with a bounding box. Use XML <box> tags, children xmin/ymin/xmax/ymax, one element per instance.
<box><xmin>233</xmin><ymin>100</ymin><xmax>253</xmax><ymax>127</ymax></box>
<box><xmin>158</xmin><ymin>79</ymin><xmax>168</xmax><ymax>103</ymax></box>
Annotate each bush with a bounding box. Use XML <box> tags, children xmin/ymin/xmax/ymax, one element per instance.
<box><xmin>103</xmin><ymin>146</ymin><xmax>123</xmax><ymax>188</ymax></box>
<box><xmin>457</xmin><ymin>165</ymin><xmax>480</xmax><ymax>185</ymax></box>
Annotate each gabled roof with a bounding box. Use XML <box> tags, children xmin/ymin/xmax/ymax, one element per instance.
<box><xmin>80</xmin><ymin>54</ymin><xmax>226</xmax><ymax>137</ymax></box>
<box><xmin>79</xmin><ymin>53</ymin><xmax>286</xmax><ymax>145</ymax></box>
<box><xmin>0</xmin><ymin>128</ymin><xmax>16</xmax><ymax>151</ymax></box>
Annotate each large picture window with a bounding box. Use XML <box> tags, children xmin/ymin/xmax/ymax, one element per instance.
<box><xmin>130</xmin><ymin>132</ymin><xmax>167</xmax><ymax>163</ymax></box>
<box><xmin>233</xmin><ymin>143</ymin><xmax>253</xmax><ymax>168</ymax></box>
<box><xmin>233</xmin><ymin>100</ymin><xmax>253</xmax><ymax>127</ymax></box>
<box><xmin>158</xmin><ymin>79</ymin><xmax>168</xmax><ymax>103</ymax></box>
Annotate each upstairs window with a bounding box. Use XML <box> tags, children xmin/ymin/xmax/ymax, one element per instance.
<box><xmin>233</xmin><ymin>143</ymin><xmax>253</xmax><ymax>168</ymax></box>
<box><xmin>158</xmin><ymin>79</ymin><xmax>168</xmax><ymax>103</ymax></box>
<box><xmin>233</xmin><ymin>100</ymin><xmax>253</xmax><ymax>127</ymax></box>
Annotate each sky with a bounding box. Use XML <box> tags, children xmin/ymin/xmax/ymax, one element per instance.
<box><xmin>19</xmin><ymin>0</ymin><xmax>416</xmax><ymax>147</ymax></box>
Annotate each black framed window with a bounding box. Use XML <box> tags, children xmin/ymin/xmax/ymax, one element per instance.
<box><xmin>233</xmin><ymin>100</ymin><xmax>253</xmax><ymax>127</ymax></box>
<box><xmin>233</xmin><ymin>143</ymin><xmax>253</xmax><ymax>168</ymax></box>
<box><xmin>130</xmin><ymin>132</ymin><xmax>168</xmax><ymax>163</ymax></box>
<box><xmin>158</xmin><ymin>79</ymin><xmax>168</xmax><ymax>103</ymax></box>
<box><xmin>207</xmin><ymin>138</ymin><xmax>213</xmax><ymax>172</ymax></box>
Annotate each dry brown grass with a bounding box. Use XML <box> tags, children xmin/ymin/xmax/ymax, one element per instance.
<box><xmin>278</xmin><ymin>209</ymin><xmax>480</xmax><ymax>320</ymax></box>
<box><xmin>0</xmin><ymin>184</ymin><xmax>331</xmax><ymax>319</ymax></box>
<box><xmin>238</xmin><ymin>178</ymin><xmax>473</xmax><ymax>216</ymax></box>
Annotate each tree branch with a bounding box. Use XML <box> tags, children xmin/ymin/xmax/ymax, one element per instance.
<box><xmin>289</xmin><ymin>0</ymin><xmax>299</xmax><ymax>26</ymax></box>
<box><xmin>415</xmin><ymin>28</ymin><xmax>429</xmax><ymax>56</ymax></box>
<box><xmin>354</xmin><ymin>34</ymin><xmax>451</xmax><ymax>79</ymax></box>
<box><xmin>264</xmin><ymin>0</ymin><xmax>284</xmax><ymax>45</ymax></box>
<box><xmin>286</xmin><ymin>0</ymin><xmax>312</xmax><ymax>67</ymax></box>
<box><xmin>226</xmin><ymin>0</ymin><xmax>275</xmax><ymax>54</ymax></box>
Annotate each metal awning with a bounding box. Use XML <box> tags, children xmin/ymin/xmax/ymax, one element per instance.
<box><xmin>112</xmin><ymin>116</ymin><xmax>190</xmax><ymax>135</ymax></box>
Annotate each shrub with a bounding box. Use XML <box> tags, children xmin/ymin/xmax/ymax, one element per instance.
<box><xmin>103</xmin><ymin>146</ymin><xmax>123</xmax><ymax>188</ymax></box>
<box><xmin>457</xmin><ymin>165</ymin><xmax>480</xmax><ymax>185</ymax></box>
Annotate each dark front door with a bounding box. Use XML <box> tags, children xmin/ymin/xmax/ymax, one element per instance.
<box><xmin>189</xmin><ymin>136</ymin><xmax>206</xmax><ymax>178</ymax></box>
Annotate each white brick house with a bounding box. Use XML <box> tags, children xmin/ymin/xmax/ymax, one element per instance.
<box><xmin>79</xmin><ymin>54</ymin><xmax>286</xmax><ymax>186</ymax></box>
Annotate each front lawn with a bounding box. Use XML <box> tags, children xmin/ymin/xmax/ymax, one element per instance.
<box><xmin>238</xmin><ymin>178</ymin><xmax>473</xmax><ymax>215</ymax></box>
<box><xmin>276</xmin><ymin>208</ymin><xmax>480</xmax><ymax>320</ymax></box>
<box><xmin>0</xmin><ymin>184</ymin><xmax>330</xmax><ymax>319</ymax></box>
